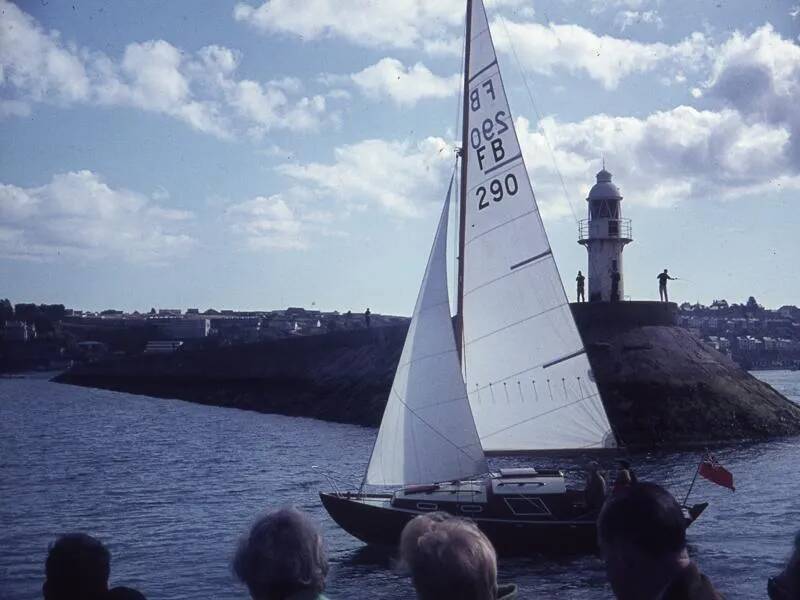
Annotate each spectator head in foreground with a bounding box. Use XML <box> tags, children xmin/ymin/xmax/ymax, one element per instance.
<box><xmin>43</xmin><ymin>533</ymin><xmax>111</xmax><ymax>600</ymax></box>
<box><xmin>598</xmin><ymin>483</ymin><xmax>721</xmax><ymax>600</ymax></box>
<box><xmin>768</xmin><ymin>530</ymin><xmax>800</xmax><ymax>600</ymax></box>
<box><xmin>399</xmin><ymin>514</ymin><xmax>515</xmax><ymax>600</ymax></box>
<box><xmin>398</xmin><ymin>511</ymin><xmax>453</xmax><ymax>569</ymax></box>
<box><xmin>233</xmin><ymin>507</ymin><xmax>328</xmax><ymax>600</ymax></box>
<box><xmin>106</xmin><ymin>587</ymin><xmax>147</xmax><ymax>600</ymax></box>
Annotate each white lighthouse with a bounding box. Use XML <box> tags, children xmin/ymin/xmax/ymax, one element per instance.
<box><xmin>578</xmin><ymin>167</ymin><xmax>632</xmax><ymax>302</ymax></box>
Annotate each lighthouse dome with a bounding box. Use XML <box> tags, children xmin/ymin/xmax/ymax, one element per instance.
<box><xmin>587</xmin><ymin>168</ymin><xmax>622</xmax><ymax>201</ymax></box>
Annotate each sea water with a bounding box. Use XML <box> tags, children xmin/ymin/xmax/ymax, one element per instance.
<box><xmin>1</xmin><ymin>371</ymin><xmax>799</xmax><ymax>599</ymax></box>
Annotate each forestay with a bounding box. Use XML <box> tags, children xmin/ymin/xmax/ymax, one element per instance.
<box><xmin>366</xmin><ymin>177</ymin><xmax>488</xmax><ymax>486</ymax></box>
<box><xmin>460</xmin><ymin>0</ymin><xmax>615</xmax><ymax>451</ymax></box>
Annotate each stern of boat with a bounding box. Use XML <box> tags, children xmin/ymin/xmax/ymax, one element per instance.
<box><xmin>684</xmin><ymin>501</ymin><xmax>709</xmax><ymax>526</ymax></box>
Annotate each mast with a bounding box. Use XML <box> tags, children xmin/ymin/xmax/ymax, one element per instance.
<box><xmin>455</xmin><ymin>0</ymin><xmax>473</xmax><ymax>362</ymax></box>
<box><xmin>457</xmin><ymin>0</ymin><xmax>615</xmax><ymax>451</ymax></box>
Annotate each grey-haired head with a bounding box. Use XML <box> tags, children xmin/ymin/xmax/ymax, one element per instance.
<box><xmin>233</xmin><ymin>507</ymin><xmax>328</xmax><ymax>600</ymax></box>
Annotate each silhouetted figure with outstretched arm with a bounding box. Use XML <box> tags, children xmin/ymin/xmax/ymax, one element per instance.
<box><xmin>658</xmin><ymin>269</ymin><xmax>676</xmax><ymax>302</ymax></box>
<box><xmin>576</xmin><ymin>271</ymin><xmax>586</xmax><ymax>302</ymax></box>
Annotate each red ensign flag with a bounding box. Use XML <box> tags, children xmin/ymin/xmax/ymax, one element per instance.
<box><xmin>698</xmin><ymin>455</ymin><xmax>735</xmax><ymax>491</ymax></box>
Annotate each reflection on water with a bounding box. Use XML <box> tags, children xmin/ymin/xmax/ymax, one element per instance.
<box><xmin>1</xmin><ymin>371</ymin><xmax>798</xmax><ymax>599</ymax></box>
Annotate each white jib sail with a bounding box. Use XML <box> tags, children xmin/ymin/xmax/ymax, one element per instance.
<box><xmin>461</xmin><ymin>0</ymin><xmax>615</xmax><ymax>451</ymax></box>
<box><xmin>366</xmin><ymin>176</ymin><xmax>488</xmax><ymax>486</ymax></box>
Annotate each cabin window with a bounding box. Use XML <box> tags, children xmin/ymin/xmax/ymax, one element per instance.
<box><xmin>460</xmin><ymin>505</ymin><xmax>483</xmax><ymax>514</ymax></box>
<box><xmin>504</xmin><ymin>497</ymin><xmax>550</xmax><ymax>516</ymax></box>
<box><xmin>416</xmin><ymin>502</ymin><xmax>438</xmax><ymax>511</ymax></box>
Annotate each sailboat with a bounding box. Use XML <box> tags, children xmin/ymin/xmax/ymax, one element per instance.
<box><xmin>320</xmin><ymin>0</ymin><xmax>707</xmax><ymax>554</ymax></box>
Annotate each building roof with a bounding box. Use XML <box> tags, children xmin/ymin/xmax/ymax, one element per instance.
<box><xmin>587</xmin><ymin>168</ymin><xmax>622</xmax><ymax>201</ymax></box>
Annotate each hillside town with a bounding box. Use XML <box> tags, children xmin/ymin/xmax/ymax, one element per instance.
<box><xmin>1</xmin><ymin>296</ymin><xmax>799</xmax><ymax>372</ymax></box>
<box><xmin>0</xmin><ymin>300</ymin><xmax>407</xmax><ymax>372</ymax></box>
<box><xmin>678</xmin><ymin>297</ymin><xmax>800</xmax><ymax>369</ymax></box>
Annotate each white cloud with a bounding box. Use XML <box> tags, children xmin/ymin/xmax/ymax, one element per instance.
<box><xmin>226</xmin><ymin>194</ymin><xmax>308</xmax><ymax>250</ymax></box>
<box><xmin>351</xmin><ymin>58</ymin><xmax>460</xmax><ymax>106</ymax></box>
<box><xmin>703</xmin><ymin>24</ymin><xmax>800</xmax><ymax>162</ymax></box>
<box><xmin>277</xmin><ymin>137</ymin><xmax>455</xmax><ymax>218</ymax></box>
<box><xmin>226</xmin><ymin>190</ymin><xmax>346</xmax><ymax>250</ymax></box>
<box><xmin>0</xmin><ymin>171</ymin><xmax>195</xmax><ymax>263</ymax></box>
<box><xmin>0</xmin><ymin>1</ymin><xmax>337</xmax><ymax>138</ymax></box>
<box><xmin>491</xmin><ymin>19</ymin><xmax>710</xmax><ymax>90</ymax></box>
<box><xmin>233</xmin><ymin>0</ymin><xmax>465</xmax><ymax>49</ymax></box>
<box><xmin>269</xmin><ymin>102</ymin><xmax>797</xmax><ymax>225</ymax></box>
<box><xmin>233</xmin><ymin>0</ymin><xmax>527</xmax><ymax>52</ymax></box>
<box><xmin>614</xmin><ymin>10</ymin><xmax>664</xmax><ymax>32</ymax></box>
<box><xmin>516</xmin><ymin>105</ymin><xmax>798</xmax><ymax>218</ymax></box>
<box><xmin>0</xmin><ymin>1</ymin><xmax>90</xmax><ymax>103</ymax></box>
<box><xmin>589</xmin><ymin>0</ymin><xmax>651</xmax><ymax>15</ymax></box>
<box><xmin>0</xmin><ymin>99</ymin><xmax>31</xmax><ymax>118</ymax></box>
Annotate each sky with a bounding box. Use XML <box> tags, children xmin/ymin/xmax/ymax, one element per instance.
<box><xmin>1</xmin><ymin>0</ymin><xmax>799</xmax><ymax>314</ymax></box>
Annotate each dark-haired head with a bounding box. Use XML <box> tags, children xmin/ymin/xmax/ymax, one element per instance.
<box><xmin>598</xmin><ymin>483</ymin><xmax>691</xmax><ymax>600</ymax></box>
<box><xmin>598</xmin><ymin>482</ymin><xmax>686</xmax><ymax>556</ymax></box>
<box><xmin>768</xmin><ymin>529</ymin><xmax>800</xmax><ymax>600</ymax></box>
<box><xmin>43</xmin><ymin>533</ymin><xmax>110</xmax><ymax>600</ymax></box>
<box><xmin>233</xmin><ymin>507</ymin><xmax>328</xmax><ymax>600</ymax></box>
<box><xmin>106</xmin><ymin>586</ymin><xmax>147</xmax><ymax>600</ymax></box>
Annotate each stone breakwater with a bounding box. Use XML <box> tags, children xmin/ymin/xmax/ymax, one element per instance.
<box><xmin>57</xmin><ymin>309</ymin><xmax>800</xmax><ymax>447</ymax></box>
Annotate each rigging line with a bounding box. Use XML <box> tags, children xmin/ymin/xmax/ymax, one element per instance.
<box><xmin>453</xmin><ymin>28</ymin><xmax>465</xmax><ymax>313</ymax></box>
<box><xmin>461</xmin><ymin>250</ymin><xmax>548</xmax><ymax>297</ymax></box>
<box><xmin>463</xmin><ymin>303</ymin><xmax>570</xmax><ymax>347</ymax></box>
<box><xmin>393</xmin><ymin>345</ymin><xmax>459</xmax><ymax>373</ymax></box>
<box><xmin>453</xmin><ymin>158</ymin><xmax>461</xmax><ymax>320</ymax></box>
<box><xmin>389</xmin><ymin>387</ymin><xmax>484</xmax><ymax>464</ymax></box>
<box><xmin>571</xmin><ymin>377</ymin><xmax>608</xmax><ymax>434</ymax></box>
<box><xmin>493</xmin><ymin>10</ymin><xmax>579</xmax><ymax>224</ymax></box>
<box><xmin>470</xmin><ymin>351</ymin><xmax>601</xmax><ymax>396</ymax></box>
<box><xmin>465</xmin><ymin>207</ymin><xmax>540</xmax><ymax>246</ymax></box>
<box><xmin>558</xmin><ymin>379</ymin><xmax>608</xmax><ymax>439</ymax></box>
<box><xmin>479</xmin><ymin>393</ymin><xmax>600</xmax><ymax>441</ymax></box>
<box><xmin>408</xmin><ymin>407</ymin><xmax>424</xmax><ymax>485</ymax></box>
<box><xmin>579</xmin><ymin>376</ymin><xmax>625</xmax><ymax>447</ymax></box>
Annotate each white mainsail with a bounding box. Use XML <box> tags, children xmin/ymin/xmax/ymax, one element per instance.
<box><xmin>460</xmin><ymin>0</ymin><xmax>615</xmax><ymax>451</ymax></box>
<box><xmin>366</xmin><ymin>177</ymin><xmax>488</xmax><ymax>486</ymax></box>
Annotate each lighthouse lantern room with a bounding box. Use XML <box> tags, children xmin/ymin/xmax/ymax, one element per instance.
<box><xmin>578</xmin><ymin>167</ymin><xmax>633</xmax><ymax>302</ymax></box>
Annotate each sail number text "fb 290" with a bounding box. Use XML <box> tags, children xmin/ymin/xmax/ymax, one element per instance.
<box><xmin>469</xmin><ymin>77</ymin><xmax>518</xmax><ymax>210</ymax></box>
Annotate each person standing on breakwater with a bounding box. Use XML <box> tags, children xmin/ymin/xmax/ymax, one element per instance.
<box><xmin>611</xmin><ymin>267</ymin><xmax>621</xmax><ymax>302</ymax></box>
<box><xmin>658</xmin><ymin>269</ymin><xmax>676</xmax><ymax>302</ymax></box>
<box><xmin>576</xmin><ymin>271</ymin><xmax>586</xmax><ymax>302</ymax></box>
<box><xmin>364</xmin><ymin>308</ymin><xmax>371</xmax><ymax>328</ymax></box>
